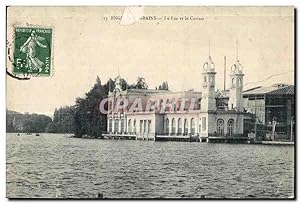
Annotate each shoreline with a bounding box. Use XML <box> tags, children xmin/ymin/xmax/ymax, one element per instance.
<box><xmin>7</xmin><ymin>133</ymin><xmax>295</xmax><ymax>145</ymax></box>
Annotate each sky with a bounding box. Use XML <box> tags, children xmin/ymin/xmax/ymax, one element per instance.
<box><xmin>6</xmin><ymin>6</ymin><xmax>294</xmax><ymax>116</ymax></box>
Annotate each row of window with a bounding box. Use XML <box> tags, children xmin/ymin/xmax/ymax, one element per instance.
<box><xmin>127</xmin><ymin>119</ymin><xmax>136</xmax><ymax>133</ymax></box>
<box><xmin>109</xmin><ymin>119</ymin><xmax>151</xmax><ymax>134</ymax></box>
<box><xmin>165</xmin><ymin>118</ymin><xmax>234</xmax><ymax>136</ymax></box>
<box><xmin>108</xmin><ymin>118</ymin><xmax>235</xmax><ymax>136</ymax></box>
<box><xmin>203</xmin><ymin>76</ymin><xmax>242</xmax><ymax>87</ymax></box>
<box><xmin>217</xmin><ymin>119</ymin><xmax>234</xmax><ymax>136</ymax></box>
<box><xmin>139</xmin><ymin>120</ymin><xmax>151</xmax><ymax>133</ymax></box>
<box><xmin>165</xmin><ymin>118</ymin><xmax>196</xmax><ymax>134</ymax></box>
<box><xmin>108</xmin><ymin>118</ymin><xmax>125</xmax><ymax>133</ymax></box>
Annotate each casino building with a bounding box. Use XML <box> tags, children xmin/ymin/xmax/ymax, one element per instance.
<box><xmin>104</xmin><ymin>54</ymin><xmax>253</xmax><ymax>142</ymax></box>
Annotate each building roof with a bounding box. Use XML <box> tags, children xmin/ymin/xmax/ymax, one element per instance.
<box><xmin>127</xmin><ymin>88</ymin><xmax>203</xmax><ymax>96</ymax></box>
<box><xmin>243</xmin><ymin>84</ymin><xmax>294</xmax><ymax>95</ymax></box>
<box><xmin>127</xmin><ymin>89</ymin><xmax>171</xmax><ymax>94</ymax></box>
<box><xmin>267</xmin><ymin>85</ymin><xmax>294</xmax><ymax>95</ymax></box>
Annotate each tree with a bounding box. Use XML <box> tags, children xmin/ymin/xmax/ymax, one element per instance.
<box><xmin>133</xmin><ymin>77</ymin><xmax>148</xmax><ymax>89</ymax></box>
<box><xmin>45</xmin><ymin>122</ymin><xmax>58</xmax><ymax>133</ymax></box>
<box><xmin>73</xmin><ymin>76</ymin><xmax>108</xmax><ymax>138</ymax></box>
<box><xmin>72</xmin><ymin>76</ymin><xmax>149</xmax><ymax>137</ymax></box>
<box><xmin>106</xmin><ymin>78</ymin><xmax>115</xmax><ymax>92</ymax></box>
<box><xmin>158</xmin><ymin>81</ymin><xmax>169</xmax><ymax>90</ymax></box>
<box><xmin>6</xmin><ymin>110</ymin><xmax>52</xmax><ymax>133</ymax></box>
<box><xmin>7</xmin><ymin>76</ymin><xmax>151</xmax><ymax>136</ymax></box>
<box><xmin>46</xmin><ymin>106</ymin><xmax>75</xmax><ymax>133</ymax></box>
<box><xmin>105</xmin><ymin>77</ymin><xmax>149</xmax><ymax>91</ymax></box>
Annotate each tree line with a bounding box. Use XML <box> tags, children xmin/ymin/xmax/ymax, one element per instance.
<box><xmin>6</xmin><ymin>77</ymin><xmax>169</xmax><ymax>137</ymax></box>
<box><xmin>6</xmin><ymin>110</ymin><xmax>52</xmax><ymax>133</ymax></box>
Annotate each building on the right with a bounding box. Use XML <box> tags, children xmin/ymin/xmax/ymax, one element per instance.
<box><xmin>243</xmin><ymin>83</ymin><xmax>295</xmax><ymax>141</ymax></box>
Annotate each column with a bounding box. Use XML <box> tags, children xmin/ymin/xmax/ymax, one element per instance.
<box><xmin>175</xmin><ymin>119</ymin><xmax>178</xmax><ymax>135</ymax></box>
<box><xmin>181</xmin><ymin>119</ymin><xmax>183</xmax><ymax>135</ymax></box>
<box><xmin>134</xmin><ymin>120</ymin><xmax>136</xmax><ymax>133</ymax></box>
<box><xmin>144</xmin><ymin>120</ymin><xmax>147</xmax><ymax>133</ymax></box>
<box><xmin>168</xmin><ymin>120</ymin><xmax>171</xmax><ymax>135</ymax></box>
<box><xmin>112</xmin><ymin>118</ymin><xmax>115</xmax><ymax>133</ymax></box>
<box><xmin>118</xmin><ymin>119</ymin><xmax>121</xmax><ymax>133</ymax></box>
<box><xmin>195</xmin><ymin>119</ymin><xmax>198</xmax><ymax>134</ymax></box>
<box><xmin>188</xmin><ymin>119</ymin><xmax>191</xmax><ymax>135</ymax></box>
<box><xmin>127</xmin><ymin>119</ymin><xmax>129</xmax><ymax>134</ymax></box>
<box><xmin>123</xmin><ymin>118</ymin><xmax>126</xmax><ymax>133</ymax></box>
<box><xmin>148</xmin><ymin>120</ymin><xmax>151</xmax><ymax>133</ymax></box>
<box><xmin>140</xmin><ymin>120</ymin><xmax>143</xmax><ymax>133</ymax></box>
<box><xmin>107</xmin><ymin>118</ymin><xmax>110</xmax><ymax>133</ymax></box>
<box><xmin>124</xmin><ymin>115</ymin><xmax>127</xmax><ymax>133</ymax></box>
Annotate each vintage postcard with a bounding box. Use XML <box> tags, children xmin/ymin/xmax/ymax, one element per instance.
<box><xmin>6</xmin><ymin>6</ymin><xmax>295</xmax><ymax>199</ymax></box>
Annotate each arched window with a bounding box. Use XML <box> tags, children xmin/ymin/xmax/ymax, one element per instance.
<box><xmin>128</xmin><ymin>119</ymin><xmax>132</xmax><ymax>133</ymax></box>
<box><xmin>165</xmin><ymin>118</ymin><xmax>169</xmax><ymax>134</ymax></box>
<box><xmin>217</xmin><ymin>119</ymin><xmax>224</xmax><ymax>136</ymax></box>
<box><xmin>184</xmin><ymin>119</ymin><xmax>188</xmax><ymax>135</ymax></box>
<box><xmin>238</xmin><ymin>78</ymin><xmax>242</xmax><ymax>87</ymax></box>
<box><xmin>114</xmin><ymin>119</ymin><xmax>119</xmax><ymax>133</ymax></box>
<box><xmin>203</xmin><ymin>62</ymin><xmax>208</xmax><ymax>70</ymax></box>
<box><xmin>109</xmin><ymin>119</ymin><xmax>112</xmax><ymax>132</ymax></box>
<box><xmin>190</xmin><ymin>118</ymin><xmax>195</xmax><ymax>135</ymax></box>
<box><xmin>171</xmin><ymin>118</ymin><xmax>176</xmax><ymax>134</ymax></box>
<box><xmin>178</xmin><ymin>118</ymin><xmax>182</xmax><ymax>134</ymax></box>
<box><xmin>140</xmin><ymin>120</ymin><xmax>143</xmax><ymax>133</ymax></box>
<box><xmin>143</xmin><ymin>120</ymin><xmax>147</xmax><ymax>133</ymax></box>
<box><xmin>202</xmin><ymin>117</ymin><xmax>206</xmax><ymax>131</ymax></box>
<box><xmin>148</xmin><ymin>120</ymin><xmax>151</xmax><ymax>133</ymax></box>
<box><xmin>133</xmin><ymin>119</ymin><xmax>136</xmax><ymax>133</ymax></box>
<box><xmin>227</xmin><ymin>119</ymin><xmax>234</xmax><ymax>136</ymax></box>
<box><xmin>120</xmin><ymin>119</ymin><xmax>124</xmax><ymax>133</ymax></box>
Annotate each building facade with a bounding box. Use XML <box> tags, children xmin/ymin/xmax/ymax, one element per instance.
<box><xmin>105</xmin><ymin>55</ymin><xmax>252</xmax><ymax>142</ymax></box>
<box><xmin>243</xmin><ymin>84</ymin><xmax>295</xmax><ymax>140</ymax></box>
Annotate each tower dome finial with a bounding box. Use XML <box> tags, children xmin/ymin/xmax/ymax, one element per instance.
<box><xmin>231</xmin><ymin>40</ymin><xmax>243</xmax><ymax>74</ymax></box>
<box><xmin>231</xmin><ymin>60</ymin><xmax>243</xmax><ymax>74</ymax></box>
<box><xmin>203</xmin><ymin>40</ymin><xmax>215</xmax><ymax>71</ymax></box>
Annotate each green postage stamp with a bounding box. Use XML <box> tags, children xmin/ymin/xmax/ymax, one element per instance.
<box><xmin>13</xmin><ymin>27</ymin><xmax>52</xmax><ymax>76</ymax></box>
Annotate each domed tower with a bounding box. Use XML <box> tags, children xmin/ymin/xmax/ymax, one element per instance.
<box><xmin>228</xmin><ymin>59</ymin><xmax>244</xmax><ymax>111</ymax></box>
<box><xmin>201</xmin><ymin>55</ymin><xmax>216</xmax><ymax>111</ymax></box>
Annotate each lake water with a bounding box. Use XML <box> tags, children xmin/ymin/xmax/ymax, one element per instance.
<box><xmin>6</xmin><ymin>133</ymin><xmax>294</xmax><ymax>199</ymax></box>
